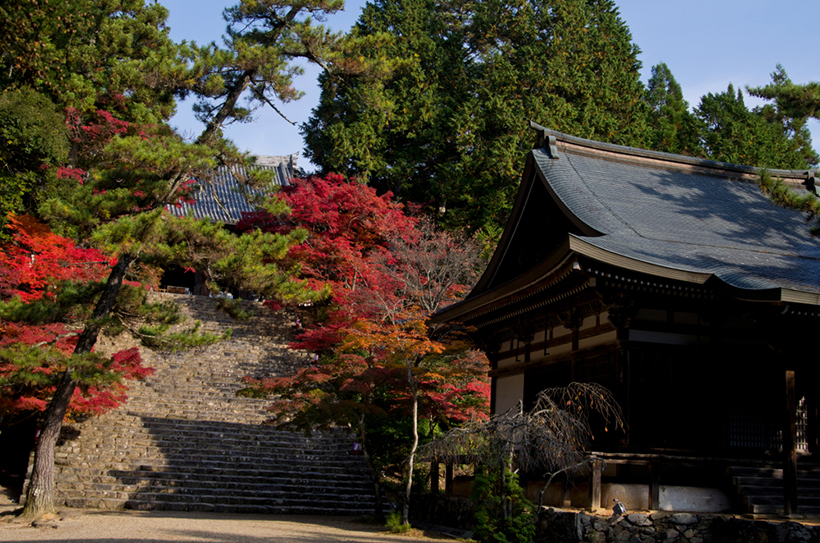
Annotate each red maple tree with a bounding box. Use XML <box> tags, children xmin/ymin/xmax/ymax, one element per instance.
<box><xmin>238</xmin><ymin>172</ymin><xmax>419</xmax><ymax>351</ymax></box>
<box><xmin>238</xmin><ymin>175</ymin><xmax>489</xmax><ymax>520</ymax></box>
<box><xmin>0</xmin><ymin>215</ymin><xmax>152</xmax><ymax>422</ymax></box>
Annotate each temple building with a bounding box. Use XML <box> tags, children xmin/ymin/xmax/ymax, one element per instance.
<box><xmin>162</xmin><ymin>154</ymin><xmax>296</xmax><ymax>295</ymax></box>
<box><xmin>433</xmin><ymin>124</ymin><xmax>820</xmax><ymax>516</ymax></box>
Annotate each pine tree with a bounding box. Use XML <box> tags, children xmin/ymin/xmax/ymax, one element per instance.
<box><xmin>694</xmin><ymin>83</ymin><xmax>817</xmax><ymax>169</ymax></box>
<box><xmin>0</xmin><ymin>0</ymin><xmax>349</xmax><ymax>519</ymax></box>
<box><xmin>748</xmin><ymin>64</ymin><xmax>820</xmax><ymax>122</ymax></box>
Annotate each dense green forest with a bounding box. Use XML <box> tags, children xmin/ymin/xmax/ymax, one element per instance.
<box><xmin>302</xmin><ymin>0</ymin><xmax>818</xmax><ymax>233</ymax></box>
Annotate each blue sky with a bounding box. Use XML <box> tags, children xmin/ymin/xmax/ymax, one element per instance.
<box><xmin>160</xmin><ymin>0</ymin><xmax>820</xmax><ymax>167</ymax></box>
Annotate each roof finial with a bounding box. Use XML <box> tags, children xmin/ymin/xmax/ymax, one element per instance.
<box><xmin>805</xmin><ymin>171</ymin><xmax>818</xmax><ymax>196</ymax></box>
<box><xmin>528</xmin><ymin>121</ymin><xmax>559</xmax><ymax>159</ymax></box>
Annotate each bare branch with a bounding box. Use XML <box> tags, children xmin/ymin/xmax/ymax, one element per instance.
<box><xmin>421</xmin><ymin>382</ymin><xmax>624</xmax><ymax>478</ymax></box>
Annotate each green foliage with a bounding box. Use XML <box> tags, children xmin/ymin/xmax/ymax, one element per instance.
<box><xmin>0</xmin><ymin>88</ymin><xmax>68</xmax><ymax>234</ymax></box>
<box><xmin>0</xmin><ymin>344</ymin><xmax>148</xmax><ymax>418</ymax></box>
<box><xmin>303</xmin><ymin>0</ymin><xmax>650</xmax><ymax>232</ymax></box>
<box><xmin>137</xmin><ymin>320</ymin><xmax>231</xmax><ymax>352</ymax></box>
<box><xmin>144</xmin><ymin>214</ymin><xmax>323</xmax><ymax>305</ymax></box>
<box><xmin>0</xmin><ymin>0</ymin><xmax>182</xmax><ymax>123</ymax></box>
<box><xmin>0</xmin><ymin>282</ymin><xmax>101</xmax><ymax>326</ymax></box>
<box><xmin>694</xmin><ymin>83</ymin><xmax>818</xmax><ymax>169</ymax></box>
<box><xmin>216</xmin><ymin>298</ymin><xmax>255</xmax><ymax>322</ymax></box>
<box><xmin>644</xmin><ymin>63</ymin><xmax>700</xmax><ymax>155</ymax></box>
<box><xmin>471</xmin><ymin>469</ymin><xmax>536</xmax><ymax>543</ymax></box>
<box><xmin>759</xmin><ymin>170</ymin><xmax>820</xmax><ymax>235</ymax></box>
<box><xmin>748</xmin><ymin>64</ymin><xmax>820</xmax><ymax>122</ymax></box>
<box><xmin>182</xmin><ymin>0</ymin><xmax>387</xmax><ymax>151</ymax></box>
<box><xmin>386</xmin><ymin>511</ymin><xmax>412</xmax><ymax>533</ymax></box>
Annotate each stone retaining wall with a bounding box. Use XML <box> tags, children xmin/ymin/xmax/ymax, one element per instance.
<box><xmin>537</xmin><ymin>508</ymin><xmax>820</xmax><ymax>543</ymax></box>
<box><xmin>411</xmin><ymin>494</ymin><xmax>820</xmax><ymax>543</ymax></box>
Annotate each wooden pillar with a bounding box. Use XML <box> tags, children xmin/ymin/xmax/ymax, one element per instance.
<box><xmin>431</xmin><ymin>462</ymin><xmax>440</xmax><ymax>493</ymax></box>
<box><xmin>650</xmin><ymin>463</ymin><xmax>661</xmax><ymax>510</ymax></box>
<box><xmin>589</xmin><ymin>458</ymin><xmax>602</xmax><ymax>511</ymax></box>
<box><xmin>445</xmin><ymin>462</ymin><xmax>454</xmax><ymax>494</ymax></box>
<box><xmin>784</xmin><ymin>370</ymin><xmax>798</xmax><ymax>516</ymax></box>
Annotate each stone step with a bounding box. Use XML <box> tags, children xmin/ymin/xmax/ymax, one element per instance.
<box><xmin>728</xmin><ymin>464</ymin><xmax>820</xmax><ymax>517</ymax></box>
<box><xmin>56</xmin><ymin>481</ymin><xmax>374</xmax><ymax>499</ymax></box>
<box><xmin>55</xmin><ymin>456</ymin><xmax>365</xmax><ymax>473</ymax></box>
<box><xmin>43</xmin><ymin>293</ymin><xmax>374</xmax><ymax>515</ymax></box>
<box><xmin>54</xmin><ymin>472</ymin><xmax>372</xmax><ymax>491</ymax></box>
<box><xmin>745</xmin><ymin>493</ymin><xmax>820</xmax><ymax>506</ymax></box>
<box><xmin>58</xmin><ymin>432</ymin><xmax>352</xmax><ymax>452</ymax></box>
<box><xmin>747</xmin><ymin>502</ymin><xmax>820</xmax><ymax>516</ymax></box>
<box><xmin>55</xmin><ymin>439</ymin><xmax>351</xmax><ymax>455</ymax></box>
<box><xmin>57</xmin><ymin>495</ymin><xmax>375</xmax><ymax>515</ymax></box>
<box><xmin>63</xmin><ymin>490</ymin><xmax>373</xmax><ymax>508</ymax></box>
<box><xmin>59</xmin><ymin>424</ymin><xmax>351</xmax><ymax>441</ymax></box>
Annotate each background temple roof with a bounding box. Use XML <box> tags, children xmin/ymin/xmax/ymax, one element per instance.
<box><xmin>166</xmin><ymin>154</ymin><xmax>296</xmax><ymax>225</ymax></box>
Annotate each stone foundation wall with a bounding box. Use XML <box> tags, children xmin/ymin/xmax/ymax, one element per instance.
<box><xmin>411</xmin><ymin>495</ymin><xmax>820</xmax><ymax>543</ymax></box>
<box><xmin>537</xmin><ymin>508</ymin><xmax>820</xmax><ymax>543</ymax></box>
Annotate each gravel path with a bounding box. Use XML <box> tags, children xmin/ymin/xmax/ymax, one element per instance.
<box><xmin>0</xmin><ymin>484</ymin><xmax>448</xmax><ymax>543</ymax></box>
<box><xmin>0</xmin><ymin>507</ymin><xmax>447</xmax><ymax>543</ymax></box>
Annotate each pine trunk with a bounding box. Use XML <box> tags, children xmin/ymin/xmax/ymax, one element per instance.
<box><xmin>20</xmin><ymin>371</ymin><xmax>77</xmax><ymax>517</ymax></box>
<box><xmin>19</xmin><ymin>254</ymin><xmax>135</xmax><ymax>518</ymax></box>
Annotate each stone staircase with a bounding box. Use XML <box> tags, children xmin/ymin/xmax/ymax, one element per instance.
<box><xmin>43</xmin><ymin>293</ymin><xmax>375</xmax><ymax>514</ymax></box>
<box><xmin>728</xmin><ymin>464</ymin><xmax>820</xmax><ymax>517</ymax></box>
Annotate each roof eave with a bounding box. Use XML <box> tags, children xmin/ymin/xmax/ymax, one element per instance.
<box><xmin>435</xmin><ymin>234</ymin><xmax>820</xmax><ymax>325</ymax></box>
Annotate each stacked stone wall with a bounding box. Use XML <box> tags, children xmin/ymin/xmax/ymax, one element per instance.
<box><xmin>537</xmin><ymin>508</ymin><xmax>819</xmax><ymax>543</ymax></box>
<box><xmin>411</xmin><ymin>494</ymin><xmax>820</xmax><ymax>543</ymax></box>
<box><xmin>41</xmin><ymin>293</ymin><xmax>376</xmax><ymax>514</ymax></box>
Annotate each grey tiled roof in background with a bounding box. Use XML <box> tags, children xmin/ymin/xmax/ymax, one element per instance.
<box><xmin>166</xmin><ymin>154</ymin><xmax>296</xmax><ymax>225</ymax></box>
<box><xmin>531</xmin><ymin>137</ymin><xmax>820</xmax><ymax>298</ymax></box>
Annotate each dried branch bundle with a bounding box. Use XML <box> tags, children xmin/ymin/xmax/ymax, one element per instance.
<box><xmin>421</xmin><ymin>382</ymin><xmax>624</xmax><ymax>477</ymax></box>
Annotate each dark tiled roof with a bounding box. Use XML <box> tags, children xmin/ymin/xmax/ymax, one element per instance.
<box><xmin>166</xmin><ymin>155</ymin><xmax>296</xmax><ymax>225</ymax></box>
<box><xmin>532</xmin><ymin>132</ymin><xmax>820</xmax><ymax>302</ymax></box>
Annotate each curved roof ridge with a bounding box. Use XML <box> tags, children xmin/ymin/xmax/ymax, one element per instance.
<box><xmin>529</xmin><ymin>122</ymin><xmax>815</xmax><ymax>183</ymax></box>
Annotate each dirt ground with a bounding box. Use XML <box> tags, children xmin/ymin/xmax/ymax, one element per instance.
<box><xmin>0</xmin><ymin>490</ymin><xmax>450</xmax><ymax>543</ymax></box>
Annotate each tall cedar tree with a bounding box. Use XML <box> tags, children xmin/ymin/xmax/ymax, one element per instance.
<box><xmin>644</xmin><ymin>63</ymin><xmax>700</xmax><ymax>156</ymax></box>
<box><xmin>0</xmin><ymin>0</ymin><xmax>353</xmax><ymax>518</ymax></box>
<box><xmin>238</xmin><ymin>176</ymin><xmax>489</xmax><ymax>521</ymax></box>
<box><xmin>302</xmin><ymin>0</ymin><xmax>650</xmax><ymax>233</ymax></box>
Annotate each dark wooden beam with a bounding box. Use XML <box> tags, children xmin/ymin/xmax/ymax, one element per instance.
<box><xmin>488</xmin><ymin>336</ymin><xmax>618</xmax><ymax>377</ymax></box>
<box><xmin>431</xmin><ymin>462</ymin><xmax>440</xmax><ymax>494</ymax></box>
<box><xmin>498</xmin><ymin>328</ymin><xmax>574</xmax><ymax>360</ymax></box>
